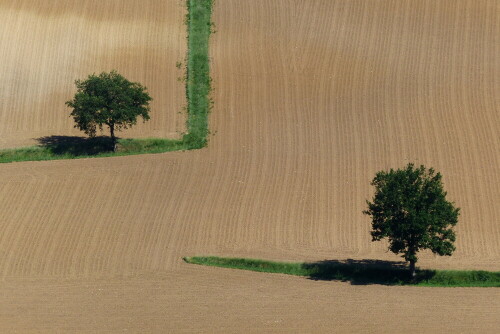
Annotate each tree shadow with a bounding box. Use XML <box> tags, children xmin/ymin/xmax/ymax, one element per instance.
<box><xmin>303</xmin><ymin>259</ymin><xmax>436</xmax><ymax>285</ymax></box>
<box><xmin>36</xmin><ymin>135</ymin><xmax>115</xmax><ymax>156</ymax></box>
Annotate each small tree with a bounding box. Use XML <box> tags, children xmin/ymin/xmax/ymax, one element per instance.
<box><xmin>66</xmin><ymin>70</ymin><xmax>152</xmax><ymax>151</ymax></box>
<box><xmin>363</xmin><ymin>163</ymin><xmax>460</xmax><ymax>278</ymax></box>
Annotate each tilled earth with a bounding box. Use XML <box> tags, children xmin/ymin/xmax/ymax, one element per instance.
<box><xmin>0</xmin><ymin>0</ymin><xmax>498</xmax><ymax>332</ymax></box>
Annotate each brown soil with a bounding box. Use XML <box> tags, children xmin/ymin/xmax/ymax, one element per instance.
<box><xmin>0</xmin><ymin>0</ymin><xmax>499</xmax><ymax>332</ymax></box>
<box><xmin>0</xmin><ymin>0</ymin><xmax>187</xmax><ymax>148</ymax></box>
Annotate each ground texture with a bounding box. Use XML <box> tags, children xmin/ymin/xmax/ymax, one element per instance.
<box><xmin>0</xmin><ymin>0</ymin><xmax>499</xmax><ymax>332</ymax></box>
<box><xmin>0</xmin><ymin>0</ymin><xmax>187</xmax><ymax>148</ymax></box>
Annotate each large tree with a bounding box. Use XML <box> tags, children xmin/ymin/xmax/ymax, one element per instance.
<box><xmin>66</xmin><ymin>70</ymin><xmax>152</xmax><ymax>151</ymax></box>
<box><xmin>363</xmin><ymin>163</ymin><xmax>460</xmax><ymax>278</ymax></box>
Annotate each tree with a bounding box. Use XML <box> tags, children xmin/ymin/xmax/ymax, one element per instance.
<box><xmin>363</xmin><ymin>163</ymin><xmax>460</xmax><ymax>278</ymax></box>
<box><xmin>66</xmin><ymin>70</ymin><xmax>152</xmax><ymax>151</ymax></box>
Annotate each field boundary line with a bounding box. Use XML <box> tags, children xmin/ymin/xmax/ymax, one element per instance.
<box><xmin>184</xmin><ymin>256</ymin><xmax>500</xmax><ymax>287</ymax></box>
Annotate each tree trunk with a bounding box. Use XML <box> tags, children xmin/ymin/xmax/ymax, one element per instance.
<box><xmin>110</xmin><ymin>124</ymin><xmax>117</xmax><ymax>152</ymax></box>
<box><xmin>409</xmin><ymin>260</ymin><xmax>416</xmax><ymax>279</ymax></box>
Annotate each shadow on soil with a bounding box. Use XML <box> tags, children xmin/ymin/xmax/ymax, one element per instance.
<box><xmin>36</xmin><ymin>135</ymin><xmax>115</xmax><ymax>156</ymax></box>
<box><xmin>303</xmin><ymin>259</ymin><xmax>435</xmax><ymax>285</ymax></box>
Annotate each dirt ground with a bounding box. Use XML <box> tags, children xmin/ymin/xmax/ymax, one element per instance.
<box><xmin>0</xmin><ymin>0</ymin><xmax>499</xmax><ymax>332</ymax></box>
<box><xmin>0</xmin><ymin>0</ymin><xmax>187</xmax><ymax>148</ymax></box>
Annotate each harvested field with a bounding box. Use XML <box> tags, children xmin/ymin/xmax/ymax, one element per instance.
<box><xmin>0</xmin><ymin>0</ymin><xmax>499</xmax><ymax>332</ymax></box>
<box><xmin>0</xmin><ymin>0</ymin><xmax>187</xmax><ymax>149</ymax></box>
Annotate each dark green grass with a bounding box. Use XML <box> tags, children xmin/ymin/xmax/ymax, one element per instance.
<box><xmin>184</xmin><ymin>256</ymin><xmax>500</xmax><ymax>287</ymax></box>
<box><xmin>0</xmin><ymin>0</ymin><xmax>213</xmax><ymax>163</ymax></box>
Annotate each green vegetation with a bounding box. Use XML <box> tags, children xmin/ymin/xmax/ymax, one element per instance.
<box><xmin>364</xmin><ymin>164</ymin><xmax>460</xmax><ymax>278</ymax></box>
<box><xmin>183</xmin><ymin>0</ymin><xmax>213</xmax><ymax>149</ymax></box>
<box><xmin>0</xmin><ymin>0</ymin><xmax>213</xmax><ymax>163</ymax></box>
<box><xmin>66</xmin><ymin>70</ymin><xmax>152</xmax><ymax>152</ymax></box>
<box><xmin>0</xmin><ymin>137</ymin><xmax>188</xmax><ymax>163</ymax></box>
<box><xmin>185</xmin><ymin>256</ymin><xmax>310</xmax><ymax>276</ymax></box>
<box><xmin>184</xmin><ymin>256</ymin><xmax>500</xmax><ymax>287</ymax></box>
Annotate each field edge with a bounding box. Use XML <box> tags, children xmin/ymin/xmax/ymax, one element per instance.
<box><xmin>184</xmin><ymin>256</ymin><xmax>500</xmax><ymax>287</ymax></box>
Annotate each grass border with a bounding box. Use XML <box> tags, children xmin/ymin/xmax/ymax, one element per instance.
<box><xmin>182</xmin><ymin>0</ymin><xmax>213</xmax><ymax>149</ymax></box>
<box><xmin>184</xmin><ymin>256</ymin><xmax>500</xmax><ymax>287</ymax></box>
<box><xmin>0</xmin><ymin>0</ymin><xmax>213</xmax><ymax>163</ymax></box>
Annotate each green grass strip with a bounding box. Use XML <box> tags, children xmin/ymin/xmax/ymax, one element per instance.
<box><xmin>183</xmin><ymin>0</ymin><xmax>213</xmax><ymax>149</ymax></box>
<box><xmin>0</xmin><ymin>137</ymin><xmax>189</xmax><ymax>163</ymax></box>
<box><xmin>0</xmin><ymin>0</ymin><xmax>213</xmax><ymax>163</ymax></box>
<box><xmin>184</xmin><ymin>256</ymin><xmax>500</xmax><ymax>287</ymax></box>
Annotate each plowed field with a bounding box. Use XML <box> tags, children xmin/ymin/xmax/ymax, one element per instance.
<box><xmin>0</xmin><ymin>0</ymin><xmax>187</xmax><ymax>148</ymax></box>
<box><xmin>0</xmin><ymin>0</ymin><xmax>499</xmax><ymax>332</ymax></box>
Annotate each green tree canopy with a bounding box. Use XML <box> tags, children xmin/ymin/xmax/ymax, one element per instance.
<box><xmin>363</xmin><ymin>163</ymin><xmax>460</xmax><ymax>278</ymax></box>
<box><xmin>66</xmin><ymin>70</ymin><xmax>152</xmax><ymax>151</ymax></box>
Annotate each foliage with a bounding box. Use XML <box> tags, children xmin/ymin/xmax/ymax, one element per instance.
<box><xmin>66</xmin><ymin>70</ymin><xmax>152</xmax><ymax>150</ymax></box>
<box><xmin>363</xmin><ymin>163</ymin><xmax>460</xmax><ymax>276</ymax></box>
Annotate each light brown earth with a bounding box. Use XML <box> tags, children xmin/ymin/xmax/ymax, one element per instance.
<box><xmin>0</xmin><ymin>0</ymin><xmax>187</xmax><ymax>148</ymax></box>
<box><xmin>0</xmin><ymin>0</ymin><xmax>499</xmax><ymax>332</ymax></box>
